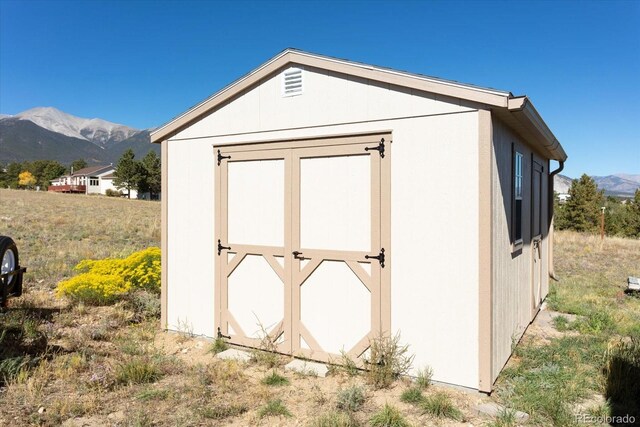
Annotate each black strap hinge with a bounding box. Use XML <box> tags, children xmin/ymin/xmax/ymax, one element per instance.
<box><xmin>217</xmin><ymin>149</ymin><xmax>231</xmax><ymax>166</ymax></box>
<box><xmin>217</xmin><ymin>327</ymin><xmax>230</xmax><ymax>339</ymax></box>
<box><xmin>364</xmin><ymin>138</ymin><xmax>386</xmax><ymax>158</ymax></box>
<box><xmin>365</xmin><ymin>248</ymin><xmax>385</xmax><ymax>268</ymax></box>
<box><xmin>217</xmin><ymin>239</ymin><xmax>231</xmax><ymax>256</ymax></box>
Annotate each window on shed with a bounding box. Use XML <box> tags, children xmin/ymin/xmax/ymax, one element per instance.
<box><xmin>513</xmin><ymin>150</ymin><xmax>524</xmax><ymax>244</ymax></box>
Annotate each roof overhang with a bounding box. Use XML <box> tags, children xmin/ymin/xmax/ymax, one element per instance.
<box><xmin>151</xmin><ymin>49</ymin><xmax>567</xmax><ymax>162</ymax></box>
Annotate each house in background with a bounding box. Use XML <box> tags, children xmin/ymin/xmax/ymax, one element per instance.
<box><xmin>151</xmin><ymin>49</ymin><xmax>567</xmax><ymax>392</ymax></box>
<box><xmin>48</xmin><ymin>165</ymin><xmax>138</xmax><ymax>198</ymax></box>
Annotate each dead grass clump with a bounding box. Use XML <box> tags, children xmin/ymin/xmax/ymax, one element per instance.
<box><xmin>198</xmin><ymin>403</ymin><xmax>248</xmax><ymax>420</ymax></box>
<box><xmin>115</xmin><ymin>356</ymin><xmax>162</xmax><ymax>385</ymax></box>
<box><xmin>311</xmin><ymin>411</ymin><xmax>361</xmax><ymax>427</ymax></box>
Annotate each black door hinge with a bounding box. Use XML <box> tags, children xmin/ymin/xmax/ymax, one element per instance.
<box><xmin>217</xmin><ymin>327</ymin><xmax>230</xmax><ymax>339</ymax></box>
<box><xmin>365</xmin><ymin>138</ymin><xmax>386</xmax><ymax>158</ymax></box>
<box><xmin>365</xmin><ymin>248</ymin><xmax>385</xmax><ymax>268</ymax></box>
<box><xmin>217</xmin><ymin>239</ymin><xmax>231</xmax><ymax>256</ymax></box>
<box><xmin>217</xmin><ymin>149</ymin><xmax>231</xmax><ymax>166</ymax></box>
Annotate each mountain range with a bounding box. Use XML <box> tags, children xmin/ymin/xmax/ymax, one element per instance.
<box><xmin>0</xmin><ymin>107</ymin><xmax>637</xmax><ymax>196</ymax></box>
<box><xmin>0</xmin><ymin>107</ymin><xmax>158</xmax><ymax>165</ymax></box>
<box><xmin>555</xmin><ymin>173</ymin><xmax>640</xmax><ymax>197</ymax></box>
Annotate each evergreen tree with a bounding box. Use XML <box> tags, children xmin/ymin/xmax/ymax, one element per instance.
<box><xmin>113</xmin><ymin>149</ymin><xmax>140</xmax><ymax>199</ymax></box>
<box><xmin>138</xmin><ymin>151</ymin><xmax>161</xmax><ymax>199</ymax></box>
<box><xmin>564</xmin><ymin>174</ymin><xmax>605</xmax><ymax>232</ymax></box>
<box><xmin>629</xmin><ymin>190</ymin><xmax>640</xmax><ymax>238</ymax></box>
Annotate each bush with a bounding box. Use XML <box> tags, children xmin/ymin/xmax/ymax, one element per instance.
<box><xmin>369</xmin><ymin>404</ymin><xmax>410</xmax><ymax>427</ymax></box>
<box><xmin>603</xmin><ymin>337</ymin><xmax>640</xmax><ymax>419</ymax></box>
<box><xmin>336</xmin><ymin>385</ymin><xmax>366</xmax><ymax>412</ymax></box>
<box><xmin>420</xmin><ymin>391</ymin><xmax>463</xmax><ymax>420</ymax></box>
<box><xmin>56</xmin><ymin>247</ymin><xmax>160</xmax><ymax>305</ymax></box>
<box><xmin>56</xmin><ymin>273</ymin><xmax>129</xmax><ymax>305</ymax></box>
<box><xmin>364</xmin><ymin>332</ymin><xmax>414</xmax><ymax>389</ymax></box>
<box><xmin>105</xmin><ymin>189</ymin><xmax>123</xmax><ymax>197</ymax></box>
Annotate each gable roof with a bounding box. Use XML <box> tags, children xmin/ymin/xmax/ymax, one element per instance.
<box><xmin>71</xmin><ymin>165</ymin><xmax>113</xmax><ymax>177</ymax></box>
<box><xmin>151</xmin><ymin>49</ymin><xmax>566</xmax><ymax>161</ymax></box>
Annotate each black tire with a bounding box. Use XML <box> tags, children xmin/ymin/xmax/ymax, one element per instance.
<box><xmin>0</xmin><ymin>236</ymin><xmax>22</xmax><ymax>306</ymax></box>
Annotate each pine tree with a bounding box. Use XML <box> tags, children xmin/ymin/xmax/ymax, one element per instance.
<box><xmin>113</xmin><ymin>149</ymin><xmax>140</xmax><ymax>199</ymax></box>
<box><xmin>138</xmin><ymin>151</ymin><xmax>161</xmax><ymax>199</ymax></box>
<box><xmin>564</xmin><ymin>174</ymin><xmax>604</xmax><ymax>232</ymax></box>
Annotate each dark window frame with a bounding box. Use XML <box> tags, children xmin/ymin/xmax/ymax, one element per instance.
<box><xmin>512</xmin><ymin>144</ymin><xmax>524</xmax><ymax>249</ymax></box>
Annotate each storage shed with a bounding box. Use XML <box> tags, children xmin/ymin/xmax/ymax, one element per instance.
<box><xmin>151</xmin><ymin>49</ymin><xmax>567</xmax><ymax>392</ymax></box>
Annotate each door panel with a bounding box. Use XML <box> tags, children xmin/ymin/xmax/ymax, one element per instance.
<box><xmin>217</xmin><ymin>150</ymin><xmax>290</xmax><ymax>350</ymax></box>
<box><xmin>216</xmin><ymin>135</ymin><xmax>389</xmax><ymax>363</ymax></box>
<box><xmin>300</xmin><ymin>154</ymin><xmax>371</xmax><ymax>252</ymax></box>
<box><xmin>292</xmin><ymin>143</ymin><xmax>381</xmax><ymax>362</ymax></box>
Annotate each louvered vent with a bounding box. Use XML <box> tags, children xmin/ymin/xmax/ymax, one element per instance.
<box><xmin>282</xmin><ymin>67</ymin><xmax>303</xmax><ymax>97</ymax></box>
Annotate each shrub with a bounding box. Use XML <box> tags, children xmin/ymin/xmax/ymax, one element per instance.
<box><xmin>336</xmin><ymin>385</ymin><xmax>366</xmax><ymax>412</ymax></box>
<box><xmin>261</xmin><ymin>370</ymin><xmax>289</xmax><ymax>386</ymax></box>
<box><xmin>56</xmin><ymin>273</ymin><xmax>129</xmax><ymax>305</ymax></box>
<box><xmin>311</xmin><ymin>411</ymin><xmax>360</xmax><ymax>427</ymax></box>
<box><xmin>115</xmin><ymin>357</ymin><xmax>161</xmax><ymax>385</ymax></box>
<box><xmin>105</xmin><ymin>189</ymin><xmax>123</xmax><ymax>197</ymax></box>
<box><xmin>603</xmin><ymin>337</ymin><xmax>640</xmax><ymax>419</ymax></box>
<box><xmin>56</xmin><ymin>247</ymin><xmax>160</xmax><ymax>305</ymax></box>
<box><xmin>369</xmin><ymin>404</ymin><xmax>411</xmax><ymax>427</ymax></box>
<box><xmin>415</xmin><ymin>366</ymin><xmax>432</xmax><ymax>389</ymax></box>
<box><xmin>258</xmin><ymin>399</ymin><xmax>291</xmax><ymax>418</ymax></box>
<box><xmin>400</xmin><ymin>386</ymin><xmax>424</xmax><ymax>404</ymax></box>
<box><xmin>364</xmin><ymin>332</ymin><xmax>414</xmax><ymax>389</ymax></box>
<box><xmin>209</xmin><ymin>337</ymin><xmax>228</xmax><ymax>354</ymax></box>
<box><xmin>198</xmin><ymin>403</ymin><xmax>248</xmax><ymax>420</ymax></box>
<box><xmin>420</xmin><ymin>392</ymin><xmax>463</xmax><ymax>421</ymax></box>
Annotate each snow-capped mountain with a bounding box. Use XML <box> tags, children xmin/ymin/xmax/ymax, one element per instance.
<box><xmin>8</xmin><ymin>107</ymin><xmax>139</xmax><ymax>147</ymax></box>
<box><xmin>0</xmin><ymin>107</ymin><xmax>158</xmax><ymax>165</ymax></box>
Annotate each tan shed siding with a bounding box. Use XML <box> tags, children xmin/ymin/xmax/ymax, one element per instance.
<box><xmin>490</xmin><ymin>116</ymin><xmax>550</xmax><ymax>382</ymax></box>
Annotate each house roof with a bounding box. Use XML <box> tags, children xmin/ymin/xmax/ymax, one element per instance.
<box><xmin>151</xmin><ymin>48</ymin><xmax>567</xmax><ymax>161</ymax></box>
<box><xmin>71</xmin><ymin>165</ymin><xmax>113</xmax><ymax>177</ymax></box>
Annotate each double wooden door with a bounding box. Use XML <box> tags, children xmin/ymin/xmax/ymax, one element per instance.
<box><xmin>215</xmin><ymin>134</ymin><xmax>390</xmax><ymax>362</ymax></box>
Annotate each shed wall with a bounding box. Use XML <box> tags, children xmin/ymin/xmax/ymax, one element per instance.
<box><xmin>165</xmin><ymin>67</ymin><xmax>480</xmax><ymax>388</ymax></box>
<box><xmin>490</xmin><ymin>116</ymin><xmax>549</xmax><ymax>382</ymax></box>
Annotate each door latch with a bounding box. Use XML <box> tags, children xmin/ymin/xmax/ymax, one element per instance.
<box><xmin>364</xmin><ymin>138</ymin><xmax>386</xmax><ymax>158</ymax></box>
<box><xmin>217</xmin><ymin>239</ymin><xmax>231</xmax><ymax>256</ymax></box>
<box><xmin>365</xmin><ymin>248</ymin><xmax>385</xmax><ymax>268</ymax></box>
<box><xmin>292</xmin><ymin>251</ymin><xmax>305</xmax><ymax>260</ymax></box>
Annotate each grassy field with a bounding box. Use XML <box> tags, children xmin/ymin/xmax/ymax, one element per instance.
<box><xmin>1</xmin><ymin>189</ymin><xmax>638</xmax><ymax>426</ymax></box>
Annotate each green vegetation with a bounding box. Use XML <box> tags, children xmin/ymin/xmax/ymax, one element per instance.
<box><xmin>115</xmin><ymin>356</ymin><xmax>162</xmax><ymax>385</ymax></box>
<box><xmin>198</xmin><ymin>403</ymin><xmax>248</xmax><ymax>420</ymax></box>
<box><xmin>336</xmin><ymin>385</ymin><xmax>366</xmax><ymax>412</ymax></box>
<box><xmin>556</xmin><ymin>174</ymin><xmax>640</xmax><ymax>238</ymax></box>
<box><xmin>310</xmin><ymin>411</ymin><xmax>360</xmax><ymax>427</ymax></box>
<box><xmin>603</xmin><ymin>337</ymin><xmax>640</xmax><ymax>419</ymax></box>
<box><xmin>261</xmin><ymin>370</ymin><xmax>289</xmax><ymax>386</ymax></box>
<box><xmin>364</xmin><ymin>332</ymin><xmax>414</xmax><ymax>389</ymax></box>
<box><xmin>0</xmin><ymin>159</ymin><xmax>67</xmax><ymax>188</ymax></box>
<box><xmin>369</xmin><ymin>404</ymin><xmax>411</xmax><ymax>427</ymax></box>
<box><xmin>414</xmin><ymin>366</ymin><xmax>432</xmax><ymax>389</ymax></box>
<box><xmin>419</xmin><ymin>391</ymin><xmax>463</xmax><ymax>421</ymax></box>
<box><xmin>209</xmin><ymin>337</ymin><xmax>229</xmax><ymax>354</ymax></box>
<box><xmin>56</xmin><ymin>247</ymin><xmax>160</xmax><ymax>305</ymax></box>
<box><xmin>258</xmin><ymin>399</ymin><xmax>291</xmax><ymax>418</ymax></box>
<box><xmin>399</xmin><ymin>386</ymin><xmax>424</xmax><ymax>404</ymax></box>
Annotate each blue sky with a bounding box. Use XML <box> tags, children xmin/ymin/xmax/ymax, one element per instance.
<box><xmin>1</xmin><ymin>0</ymin><xmax>638</xmax><ymax>177</ymax></box>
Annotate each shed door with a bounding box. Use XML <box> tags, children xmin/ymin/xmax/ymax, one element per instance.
<box><xmin>216</xmin><ymin>135</ymin><xmax>390</xmax><ymax>362</ymax></box>
<box><xmin>531</xmin><ymin>161</ymin><xmax>544</xmax><ymax>314</ymax></box>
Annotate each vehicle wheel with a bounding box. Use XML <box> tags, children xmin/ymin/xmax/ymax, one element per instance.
<box><xmin>0</xmin><ymin>236</ymin><xmax>22</xmax><ymax>302</ymax></box>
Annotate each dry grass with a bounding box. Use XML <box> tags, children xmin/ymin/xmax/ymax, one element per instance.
<box><xmin>2</xmin><ymin>190</ymin><xmax>638</xmax><ymax>426</ymax></box>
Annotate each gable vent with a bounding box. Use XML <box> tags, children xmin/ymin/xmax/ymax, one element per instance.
<box><xmin>282</xmin><ymin>67</ymin><xmax>303</xmax><ymax>97</ymax></box>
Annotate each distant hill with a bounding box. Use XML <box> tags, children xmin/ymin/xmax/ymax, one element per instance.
<box><xmin>555</xmin><ymin>173</ymin><xmax>639</xmax><ymax>197</ymax></box>
<box><xmin>0</xmin><ymin>107</ymin><xmax>158</xmax><ymax>165</ymax></box>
